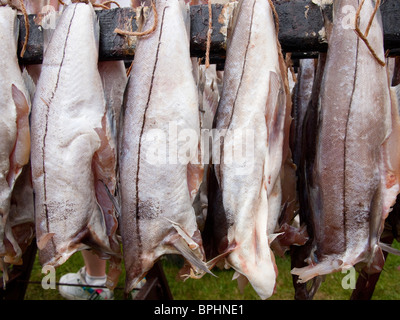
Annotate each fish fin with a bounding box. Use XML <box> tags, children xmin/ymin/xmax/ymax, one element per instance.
<box><xmin>37</xmin><ymin>233</ymin><xmax>55</xmax><ymax>250</ymax></box>
<box><xmin>172</xmin><ymin>236</ymin><xmax>216</xmax><ymax>278</ymax></box>
<box><xmin>21</xmin><ymin>68</ymin><xmax>36</xmax><ymax>102</ymax></box>
<box><xmin>272</xmin><ymin>223</ymin><xmax>309</xmax><ymax>246</ymax></box>
<box><xmin>164</xmin><ymin>217</ymin><xmax>199</xmax><ymax>249</ymax></box>
<box><xmin>100</xmin><ymin>180</ymin><xmax>121</xmax><ymax>218</ymax></box>
<box><xmin>187</xmin><ymin>163</ymin><xmax>204</xmax><ymax>204</ymax></box>
<box><xmin>202</xmin><ymin>65</ymin><xmax>220</xmax><ymax>122</ymax></box>
<box><xmin>268</xmin><ymin>232</ymin><xmax>284</xmax><ymax>244</ymax></box>
<box><xmin>291</xmin><ymin>258</ymin><xmax>342</xmax><ymax>283</ymax></box>
<box><xmin>164</xmin><ymin>217</ymin><xmax>215</xmax><ymax>277</ymax></box>
<box><xmin>7</xmin><ymin>85</ymin><xmax>31</xmax><ymax>187</ymax></box>
<box><xmin>265</xmin><ymin>71</ymin><xmax>286</xmax><ymax>145</ymax></box>
<box><xmin>11</xmin><ymin>84</ymin><xmax>30</xmax><ymax>113</ymax></box>
<box><xmin>379</xmin><ymin>241</ymin><xmax>400</xmax><ymax>256</ymax></box>
<box><xmin>205</xmin><ymin>241</ymin><xmax>237</xmax><ymax>270</ymax></box>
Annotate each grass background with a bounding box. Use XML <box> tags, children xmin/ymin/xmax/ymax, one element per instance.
<box><xmin>22</xmin><ymin>241</ymin><xmax>400</xmax><ymax>300</ymax></box>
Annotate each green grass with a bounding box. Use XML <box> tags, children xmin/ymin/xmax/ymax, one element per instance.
<box><xmin>22</xmin><ymin>241</ymin><xmax>400</xmax><ymax>300</ymax></box>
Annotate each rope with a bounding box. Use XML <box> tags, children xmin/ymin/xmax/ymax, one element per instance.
<box><xmin>114</xmin><ymin>0</ymin><xmax>157</xmax><ymax>37</ymax></box>
<box><xmin>97</xmin><ymin>0</ymin><xmax>120</xmax><ymax>8</ymax></box>
<box><xmin>354</xmin><ymin>0</ymin><xmax>386</xmax><ymax>67</ymax></box>
<box><xmin>267</xmin><ymin>0</ymin><xmax>280</xmax><ymax>35</ymax></box>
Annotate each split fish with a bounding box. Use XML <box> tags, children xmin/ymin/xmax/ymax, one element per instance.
<box><xmin>30</xmin><ymin>1</ymin><xmax>121</xmax><ymax>286</ymax></box>
<box><xmin>291</xmin><ymin>0</ymin><xmax>400</xmax><ymax>283</ymax></box>
<box><xmin>0</xmin><ymin>5</ymin><xmax>32</xmax><ymax>267</ymax></box>
<box><xmin>210</xmin><ymin>0</ymin><xmax>291</xmax><ymax>300</ymax></box>
<box><xmin>119</xmin><ymin>0</ymin><xmax>210</xmax><ymax>294</ymax></box>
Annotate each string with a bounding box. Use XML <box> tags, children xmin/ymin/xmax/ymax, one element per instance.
<box><xmin>114</xmin><ymin>0</ymin><xmax>157</xmax><ymax>37</ymax></box>
<box><xmin>354</xmin><ymin>0</ymin><xmax>385</xmax><ymax>67</ymax></box>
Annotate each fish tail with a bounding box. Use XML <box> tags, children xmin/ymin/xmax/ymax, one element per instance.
<box><xmin>171</xmin><ymin>235</ymin><xmax>216</xmax><ymax>278</ymax></box>
<box><xmin>291</xmin><ymin>258</ymin><xmax>342</xmax><ymax>283</ymax></box>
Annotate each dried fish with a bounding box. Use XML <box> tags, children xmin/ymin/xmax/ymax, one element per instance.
<box><xmin>119</xmin><ymin>0</ymin><xmax>210</xmax><ymax>294</ymax></box>
<box><xmin>210</xmin><ymin>0</ymin><xmax>291</xmax><ymax>299</ymax></box>
<box><xmin>31</xmin><ymin>2</ymin><xmax>121</xmax><ymax>287</ymax></box>
<box><xmin>291</xmin><ymin>0</ymin><xmax>398</xmax><ymax>283</ymax></box>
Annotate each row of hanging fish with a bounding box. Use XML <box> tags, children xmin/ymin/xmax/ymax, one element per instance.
<box><xmin>1</xmin><ymin>0</ymin><xmax>400</xmax><ymax>300</ymax></box>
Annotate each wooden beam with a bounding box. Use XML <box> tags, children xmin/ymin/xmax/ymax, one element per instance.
<box><xmin>16</xmin><ymin>0</ymin><xmax>400</xmax><ymax>65</ymax></box>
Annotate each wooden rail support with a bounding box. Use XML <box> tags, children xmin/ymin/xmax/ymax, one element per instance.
<box><xmin>16</xmin><ymin>0</ymin><xmax>400</xmax><ymax>65</ymax></box>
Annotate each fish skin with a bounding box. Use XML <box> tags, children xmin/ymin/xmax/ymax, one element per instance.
<box><xmin>290</xmin><ymin>53</ymin><xmax>326</xmax><ymax>300</ymax></box>
<box><xmin>291</xmin><ymin>0</ymin><xmax>394</xmax><ymax>283</ymax></box>
<box><xmin>211</xmin><ymin>0</ymin><xmax>289</xmax><ymax>300</ymax></box>
<box><xmin>291</xmin><ymin>59</ymin><xmax>316</xmax><ymax>169</ymax></box>
<box><xmin>0</xmin><ymin>6</ymin><xmax>32</xmax><ymax>263</ymax></box>
<box><xmin>119</xmin><ymin>0</ymin><xmax>208</xmax><ymax>294</ymax></box>
<box><xmin>31</xmin><ymin>2</ymin><xmax>120</xmax><ymax>271</ymax></box>
<box><xmin>3</xmin><ymin>164</ymin><xmax>35</xmax><ymax>265</ymax></box>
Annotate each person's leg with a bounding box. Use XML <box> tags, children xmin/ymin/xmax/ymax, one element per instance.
<box><xmin>82</xmin><ymin>250</ymin><xmax>107</xmax><ymax>277</ymax></box>
<box><xmin>58</xmin><ymin>250</ymin><xmax>113</xmax><ymax>300</ymax></box>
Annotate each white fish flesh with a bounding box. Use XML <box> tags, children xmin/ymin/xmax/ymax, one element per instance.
<box><xmin>211</xmin><ymin>0</ymin><xmax>291</xmax><ymax>299</ymax></box>
<box><xmin>30</xmin><ymin>2</ymin><xmax>121</xmax><ymax>286</ymax></box>
<box><xmin>0</xmin><ymin>5</ymin><xmax>32</xmax><ymax>266</ymax></box>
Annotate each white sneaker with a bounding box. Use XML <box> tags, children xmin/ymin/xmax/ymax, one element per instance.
<box><xmin>58</xmin><ymin>267</ymin><xmax>114</xmax><ymax>300</ymax></box>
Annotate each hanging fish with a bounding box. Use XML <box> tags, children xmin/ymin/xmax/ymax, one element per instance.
<box><xmin>291</xmin><ymin>0</ymin><xmax>400</xmax><ymax>283</ymax></box>
<box><xmin>0</xmin><ymin>4</ymin><xmax>32</xmax><ymax>269</ymax></box>
<box><xmin>119</xmin><ymin>0</ymin><xmax>211</xmax><ymax>294</ymax></box>
<box><xmin>209</xmin><ymin>0</ymin><xmax>291</xmax><ymax>300</ymax></box>
<box><xmin>30</xmin><ymin>1</ymin><xmax>121</xmax><ymax>287</ymax></box>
